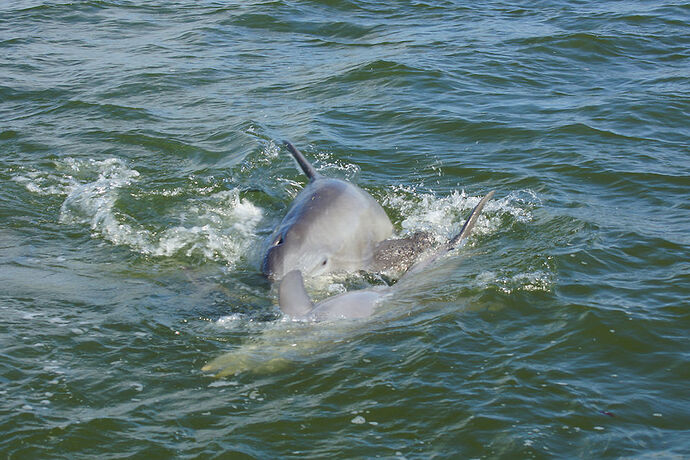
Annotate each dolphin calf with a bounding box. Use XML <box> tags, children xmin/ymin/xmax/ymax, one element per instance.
<box><xmin>262</xmin><ymin>142</ymin><xmax>434</xmax><ymax>280</ymax></box>
<box><xmin>279</xmin><ymin>191</ymin><xmax>495</xmax><ymax>321</ymax></box>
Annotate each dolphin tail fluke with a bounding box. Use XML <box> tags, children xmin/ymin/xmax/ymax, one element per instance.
<box><xmin>448</xmin><ymin>190</ymin><xmax>495</xmax><ymax>249</ymax></box>
<box><xmin>284</xmin><ymin>141</ymin><xmax>318</xmax><ymax>180</ymax></box>
<box><xmin>279</xmin><ymin>270</ymin><xmax>314</xmax><ymax>318</ymax></box>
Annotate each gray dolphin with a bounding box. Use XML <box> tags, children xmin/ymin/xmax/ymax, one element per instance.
<box><xmin>262</xmin><ymin>142</ymin><xmax>434</xmax><ymax>280</ymax></box>
<box><xmin>202</xmin><ymin>190</ymin><xmax>494</xmax><ymax>377</ymax></box>
<box><xmin>279</xmin><ymin>191</ymin><xmax>495</xmax><ymax>321</ymax></box>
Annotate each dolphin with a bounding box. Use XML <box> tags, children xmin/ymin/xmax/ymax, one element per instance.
<box><xmin>279</xmin><ymin>191</ymin><xmax>495</xmax><ymax>321</ymax></box>
<box><xmin>202</xmin><ymin>190</ymin><xmax>495</xmax><ymax>377</ymax></box>
<box><xmin>262</xmin><ymin>142</ymin><xmax>434</xmax><ymax>280</ymax></box>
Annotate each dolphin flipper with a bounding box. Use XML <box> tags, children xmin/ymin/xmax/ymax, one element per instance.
<box><xmin>279</xmin><ymin>269</ymin><xmax>384</xmax><ymax>321</ymax></box>
<box><xmin>284</xmin><ymin>141</ymin><xmax>319</xmax><ymax>180</ymax></box>
<box><xmin>278</xmin><ymin>270</ymin><xmax>314</xmax><ymax>317</ymax></box>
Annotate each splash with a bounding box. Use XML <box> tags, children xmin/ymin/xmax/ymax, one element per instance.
<box><xmin>59</xmin><ymin>158</ymin><xmax>147</xmax><ymax>248</ymax></box>
<box><xmin>382</xmin><ymin>185</ymin><xmax>539</xmax><ymax>240</ymax></box>
<box><xmin>11</xmin><ymin>170</ymin><xmax>77</xmax><ymax>196</ymax></box>
<box><xmin>16</xmin><ymin>157</ymin><xmax>263</xmax><ymax>266</ymax></box>
<box><xmin>151</xmin><ymin>189</ymin><xmax>263</xmax><ymax>261</ymax></box>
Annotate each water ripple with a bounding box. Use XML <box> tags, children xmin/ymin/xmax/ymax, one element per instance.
<box><xmin>1</xmin><ymin>0</ymin><xmax>688</xmax><ymax>457</ymax></box>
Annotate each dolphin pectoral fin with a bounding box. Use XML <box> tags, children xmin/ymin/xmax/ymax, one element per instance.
<box><xmin>284</xmin><ymin>141</ymin><xmax>319</xmax><ymax>180</ymax></box>
<box><xmin>448</xmin><ymin>190</ymin><xmax>495</xmax><ymax>249</ymax></box>
<box><xmin>278</xmin><ymin>270</ymin><xmax>314</xmax><ymax>318</ymax></box>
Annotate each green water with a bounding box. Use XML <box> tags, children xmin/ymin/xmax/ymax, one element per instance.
<box><xmin>1</xmin><ymin>1</ymin><xmax>689</xmax><ymax>458</ymax></box>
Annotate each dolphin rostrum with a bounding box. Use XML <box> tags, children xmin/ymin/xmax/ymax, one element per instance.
<box><xmin>262</xmin><ymin>142</ymin><xmax>434</xmax><ymax>281</ymax></box>
<box><xmin>279</xmin><ymin>191</ymin><xmax>495</xmax><ymax>321</ymax></box>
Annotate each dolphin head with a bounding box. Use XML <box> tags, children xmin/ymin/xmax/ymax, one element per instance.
<box><xmin>261</xmin><ymin>178</ymin><xmax>393</xmax><ymax>281</ymax></box>
<box><xmin>262</xmin><ymin>220</ymin><xmax>334</xmax><ymax>281</ymax></box>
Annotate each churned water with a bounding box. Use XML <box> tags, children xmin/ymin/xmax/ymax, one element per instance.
<box><xmin>1</xmin><ymin>1</ymin><xmax>688</xmax><ymax>458</ymax></box>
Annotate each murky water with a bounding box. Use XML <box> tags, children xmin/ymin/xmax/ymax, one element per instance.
<box><xmin>1</xmin><ymin>1</ymin><xmax>688</xmax><ymax>458</ymax></box>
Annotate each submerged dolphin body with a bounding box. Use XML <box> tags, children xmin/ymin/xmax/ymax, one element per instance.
<box><xmin>279</xmin><ymin>191</ymin><xmax>495</xmax><ymax>321</ymax></box>
<box><xmin>262</xmin><ymin>142</ymin><xmax>433</xmax><ymax>281</ymax></box>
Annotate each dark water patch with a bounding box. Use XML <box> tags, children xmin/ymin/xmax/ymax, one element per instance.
<box><xmin>39</xmin><ymin>99</ymin><xmax>160</xmax><ymax>123</ymax></box>
<box><xmin>535</xmin><ymin>159</ymin><xmax>689</xmax><ymax>197</ymax></box>
<box><xmin>548</xmin><ymin>122</ymin><xmax>666</xmax><ymax>144</ymax></box>
<box><xmin>96</xmin><ymin>73</ymin><xmax>195</xmax><ymax>102</ymax></box>
<box><xmin>8</xmin><ymin>1</ymin><xmax>110</xmax><ymax>14</ymax></box>
<box><xmin>324</xmin><ymin>59</ymin><xmax>446</xmax><ymax>87</ymax></box>
<box><xmin>281</xmin><ymin>19</ymin><xmax>384</xmax><ymax>42</ymax></box>
<box><xmin>511</xmin><ymin>30</ymin><xmax>681</xmax><ymax>65</ymax></box>
<box><xmin>0</xmin><ymin>129</ymin><xmax>19</xmax><ymax>140</ymax></box>
<box><xmin>0</xmin><ymin>36</ymin><xmax>31</xmax><ymax>47</ymax></box>
<box><xmin>0</xmin><ymin>85</ymin><xmax>70</xmax><ymax>104</ymax></box>
<box><xmin>322</xmin><ymin>108</ymin><xmax>542</xmax><ymax>145</ymax></box>
<box><xmin>99</xmin><ymin>131</ymin><xmax>218</xmax><ymax>160</ymax></box>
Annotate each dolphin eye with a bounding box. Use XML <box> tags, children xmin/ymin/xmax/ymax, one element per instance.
<box><xmin>321</xmin><ymin>259</ymin><xmax>328</xmax><ymax>266</ymax></box>
<box><xmin>273</xmin><ymin>236</ymin><xmax>283</xmax><ymax>247</ymax></box>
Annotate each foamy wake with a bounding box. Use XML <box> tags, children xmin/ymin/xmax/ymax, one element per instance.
<box><xmin>13</xmin><ymin>158</ymin><xmax>262</xmax><ymax>265</ymax></box>
<box><xmin>382</xmin><ymin>185</ymin><xmax>538</xmax><ymax>241</ymax></box>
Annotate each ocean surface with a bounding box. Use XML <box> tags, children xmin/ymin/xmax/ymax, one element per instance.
<box><xmin>1</xmin><ymin>1</ymin><xmax>689</xmax><ymax>458</ymax></box>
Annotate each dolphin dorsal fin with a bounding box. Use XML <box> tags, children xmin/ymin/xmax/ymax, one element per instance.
<box><xmin>284</xmin><ymin>141</ymin><xmax>319</xmax><ymax>180</ymax></box>
<box><xmin>278</xmin><ymin>270</ymin><xmax>314</xmax><ymax>318</ymax></box>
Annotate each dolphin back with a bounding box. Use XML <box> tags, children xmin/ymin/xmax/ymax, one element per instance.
<box><xmin>284</xmin><ymin>141</ymin><xmax>318</xmax><ymax>180</ymax></box>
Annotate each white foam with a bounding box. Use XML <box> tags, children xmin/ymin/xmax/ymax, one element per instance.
<box><xmin>382</xmin><ymin>186</ymin><xmax>539</xmax><ymax>241</ymax></box>
<box><xmin>11</xmin><ymin>170</ymin><xmax>77</xmax><ymax>196</ymax></box>
<box><xmin>208</xmin><ymin>380</ymin><xmax>239</xmax><ymax>387</ymax></box>
<box><xmin>351</xmin><ymin>415</ymin><xmax>366</xmax><ymax>424</ymax></box>
<box><xmin>130</xmin><ymin>383</ymin><xmax>144</xmax><ymax>392</ymax></box>
<box><xmin>476</xmin><ymin>269</ymin><xmax>553</xmax><ymax>293</ymax></box>
<box><xmin>264</xmin><ymin>140</ymin><xmax>280</xmax><ymax>159</ymax></box>
<box><xmin>383</xmin><ymin>186</ymin><xmax>471</xmax><ymax>239</ymax></box>
<box><xmin>58</xmin><ymin>158</ymin><xmax>149</xmax><ymax>250</ymax></box>
<box><xmin>313</xmin><ymin>151</ymin><xmax>361</xmax><ymax>180</ymax></box>
<box><xmin>151</xmin><ymin>189</ymin><xmax>263</xmax><ymax>262</ymax></box>
<box><xmin>215</xmin><ymin>314</ymin><xmax>247</xmax><ymax>325</ymax></box>
<box><xmin>16</xmin><ymin>157</ymin><xmax>264</xmax><ymax>266</ymax></box>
